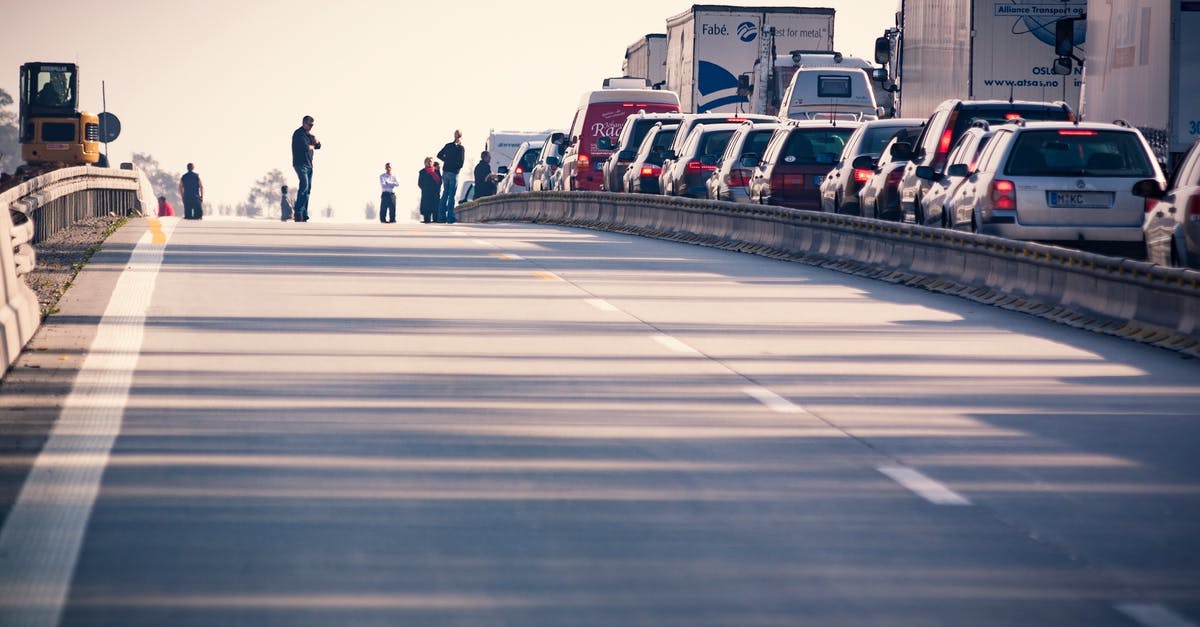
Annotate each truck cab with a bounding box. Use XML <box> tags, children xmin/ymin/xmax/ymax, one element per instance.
<box><xmin>18</xmin><ymin>62</ymin><xmax>99</xmax><ymax>166</ymax></box>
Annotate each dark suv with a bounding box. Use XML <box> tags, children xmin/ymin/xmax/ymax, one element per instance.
<box><xmin>599</xmin><ymin>111</ymin><xmax>684</xmax><ymax>192</ymax></box>
<box><xmin>896</xmin><ymin>99</ymin><xmax>1075</xmax><ymax>224</ymax></box>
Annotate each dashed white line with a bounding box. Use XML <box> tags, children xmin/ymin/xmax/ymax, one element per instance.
<box><xmin>0</xmin><ymin>218</ymin><xmax>176</xmax><ymax>627</ymax></box>
<box><xmin>490</xmin><ymin>252</ymin><xmax>524</xmax><ymax>261</ymax></box>
<box><xmin>878</xmin><ymin>466</ymin><xmax>972</xmax><ymax>506</ymax></box>
<box><xmin>586</xmin><ymin>298</ymin><xmax>619</xmax><ymax>312</ymax></box>
<box><xmin>741</xmin><ymin>385</ymin><xmax>806</xmax><ymax>414</ymax></box>
<box><xmin>652</xmin><ymin>334</ymin><xmax>700</xmax><ymax>355</ymax></box>
<box><xmin>1116</xmin><ymin>603</ymin><xmax>1198</xmax><ymax>627</ymax></box>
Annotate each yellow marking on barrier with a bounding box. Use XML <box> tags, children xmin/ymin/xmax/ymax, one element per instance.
<box><xmin>532</xmin><ymin>271</ymin><xmax>561</xmax><ymax>281</ymax></box>
<box><xmin>147</xmin><ymin>217</ymin><xmax>166</xmax><ymax>245</ymax></box>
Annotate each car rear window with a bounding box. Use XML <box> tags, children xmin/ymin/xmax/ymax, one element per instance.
<box><xmin>862</xmin><ymin>124</ymin><xmax>922</xmax><ymax>155</ymax></box>
<box><xmin>782</xmin><ymin>128</ymin><xmax>855</xmax><ymax>165</ymax></box>
<box><xmin>952</xmin><ymin>106</ymin><xmax>1071</xmax><ymax>140</ymax></box>
<box><xmin>1005</xmin><ymin>129</ymin><xmax>1156</xmax><ymax>177</ymax></box>
<box><xmin>519</xmin><ymin>147</ymin><xmax>541</xmax><ymax>170</ymax></box>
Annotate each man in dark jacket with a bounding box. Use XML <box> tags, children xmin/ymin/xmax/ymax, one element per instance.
<box><xmin>291</xmin><ymin>115</ymin><xmax>321</xmax><ymax>222</ymax></box>
<box><xmin>436</xmin><ymin>130</ymin><xmax>465</xmax><ymax>223</ymax></box>
<box><xmin>473</xmin><ymin>150</ymin><xmax>498</xmax><ymax>198</ymax></box>
<box><xmin>178</xmin><ymin>163</ymin><xmax>204</xmax><ymax>220</ymax></box>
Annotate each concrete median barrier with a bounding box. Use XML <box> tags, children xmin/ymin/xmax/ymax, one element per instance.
<box><xmin>457</xmin><ymin>192</ymin><xmax>1200</xmax><ymax>355</ymax></box>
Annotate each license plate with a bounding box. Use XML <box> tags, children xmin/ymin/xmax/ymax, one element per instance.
<box><xmin>1047</xmin><ymin>191</ymin><xmax>1114</xmax><ymax>208</ymax></box>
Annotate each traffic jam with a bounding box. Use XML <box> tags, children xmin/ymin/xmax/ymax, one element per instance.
<box><xmin>473</xmin><ymin>2</ymin><xmax>1199</xmax><ymax>268</ymax></box>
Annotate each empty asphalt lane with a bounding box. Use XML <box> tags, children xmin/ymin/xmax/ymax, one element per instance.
<box><xmin>1</xmin><ymin>217</ymin><xmax>1197</xmax><ymax>626</ymax></box>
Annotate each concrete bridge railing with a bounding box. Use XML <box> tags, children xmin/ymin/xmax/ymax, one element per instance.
<box><xmin>1</xmin><ymin>165</ymin><xmax>153</xmax><ymax>371</ymax></box>
<box><xmin>457</xmin><ymin>192</ymin><xmax>1200</xmax><ymax>356</ymax></box>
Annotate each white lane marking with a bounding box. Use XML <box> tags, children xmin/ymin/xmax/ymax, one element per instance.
<box><xmin>742</xmin><ymin>385</ymin><xmax>807</xmax><ymax>414</ymax></box>
<box><xmin>586</xmin><ymin>298</ymin><xmax>619</xmax><ymax>312</ymax></box>
<box><xmin>471</xmin><ymin>239</ymin><xmax>491</xmax><ymax>246</ymax></box>
<box><xmin>1116</xmin><ymin>603</ymin><xmax>1199</xmax><ymax>627</ymax></box>
<box><xmin>0</xmin><ymin>219</ymin><xmax>176</xmax><ymax>627</ymax></box>
<box><xmin>490</xmin><ymin>252</ymin><xmax>524</xmax><ymax>261</ymax></box>
<box><xmin>652</xmin><ymin>334</ymin><xmax>700</xmax><ymax>355</ymax></box>
<box><xmin>878</xmin><ymin>466</ymin><xmax>972</xmax><ymax>506</ymax></box>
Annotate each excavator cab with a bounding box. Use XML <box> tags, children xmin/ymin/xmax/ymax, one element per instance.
<box><xmin>18</xmin><ymin>62</ymin><xmax>99</xmax><ymax>166</ymax></box>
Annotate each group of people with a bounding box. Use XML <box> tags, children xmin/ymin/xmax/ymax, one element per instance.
<box><xmin>409</xmin><ymin>129</ymin><xmax>499</xmax><ymax>224</ymax></box>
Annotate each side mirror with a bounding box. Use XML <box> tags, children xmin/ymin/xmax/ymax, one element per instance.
<box><xmin>497</xmin><ymin>166</ymin><xmax>509</xmax><ymax>175</ymax></box>
<box><xmin>618</xmin><ymin>149</ymin><xmax>637</xmax><ymax>161</ymax></box>
<box><xmin>889</xmin><ymin>141</ymin><xmax>913</xmax><ymax>161</ymax></box>
<box><xmin>1055</xmin><ymin>18</ymin><xmax>1075</xmax><ymax>56</ymax></box>
<box><xmin>874</xmin><ymin>36</ymin><xmax>892</xmax><ymax>65</ymax></box>
<box><xmin>1132</xmin><ymin>179</ymin><xmax>1165</xmax><ymax>199</ymax></box>
<box><xmin>916</xmin><ymin>165</ymin><xmax>938</xmax><ymax>180</ymax></box>
<box><xmin>851</xmin><ymin>155</ymin><xmax>876</xmax><ymax>170</ymax></box>
<box><xmin>871</xmin><ymin>67</ymin><xmax>889</xmax><ymax>83</ymax></box>
<box><xmin>946</xmin><ymin>163</ymin><xmax>969</xmax><ymax>178</ymax></box>
<box><xmin>546</xmin><ymin>156</ymin><xmax>560</xmax><ymax>167</ymax></box>
<box><xmin>1052</xmin><ymin>57</ymin><xmax>1073</xmax><ymax>76</ymax></box>
<box><xmin>740</xmin><ymin>155</ymin><xmax>759</xmax><ymax>169</ymax></box>
<box><xmin>597</xmin><ymin>137</ymin><xmax>613</xmax><ymax>150</ymax></box>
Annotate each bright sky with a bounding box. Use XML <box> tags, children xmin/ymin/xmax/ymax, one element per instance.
<box><xmin>2</xmin><ymin>0</ymin><xmax>897</xmax><ymax>218</ymax></box>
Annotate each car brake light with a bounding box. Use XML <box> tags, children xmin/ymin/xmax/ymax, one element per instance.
<box><xmin>726</xmin><ymin>168</ymin><xmax>751</xmax><ymax>187</ymax></box>
<box><xmin>640</xmin><ymin>165</ymin><xmax>661</xmax><ymax>178</ymax></box>
<box><xmin>514</xmin><ymin>166</ymin><xmax>525</xmax><ymax>187</ymax></box>
<box><xmin>1188</xmin><ymin>194</ymin><xmax>1200</xmax><ymax>220</ymax></box>
<box><xmin>578</xmin><ymin>154</ymin><xmax>591</xmax><ymax>169</ymax></box>
<box><xmin>1005</xmin><ymin>113</ymin><xmax>1022</xmax><ymax>120</ymax></box>
<box><xmin>990</xmin><ymin>179</ymin><xmax>1016</xmax><ymax>210</ymax></box>
<box><xmin>686</xmin><ymin>159</ymin><xmax>716</xmax><ymax>173</ymax></box>
<box><xmin>885</xmin><ymin>167</ymin><xmax>904</xmax><ymax>189</ymax></box>
<box><xmin>1058</xmin><ymin>129</ymin><xmax>1098</xmax><ymax>136</ymax></box>
<box><xmin>853</xmin><ymin>168</ymin><xmax>873</xmax><ymax>183</ymax></box>
<box><xmin>726</xmin><ymin>117</ymin><xmax>748</xmax><ymax>123</ymax></box>
<box><xmin>937</xmin><ymin>128</ymin><xmax>954</xmax><ymax>155</ymax></box>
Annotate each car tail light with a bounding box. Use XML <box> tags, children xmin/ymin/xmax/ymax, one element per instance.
<box><xmin>726</xmin><ymin>168</ymin><xmax>751</xmax><ymax>187</ymax></box>
<box><xmin>578</xmin><ymin>154</ymin><xmax>591</xmax><ymax>169</ymax></box>
<box><xmin>885</xmin><ymin>167</ymin><xmax>904</xmax><ymax>190</ymax></box>
<box><xmin>1004</xmin><ymin>112</ymin><xmax>1022</xmax><ymax>120</ymax></box>
<box><xmin>686</xmin><ymin>159</ymin><xmax>716</xmax><ymax>173</ymax></box>
<box><xmin>1187</xmin><ymin>194</ymin><xmax>1200</xmax><ymax>221</ymax></box>
<box><xmin>990</xmin><ymin>179</ymin><xmax>1016</xmax><ymax>210</ymax></box>
<box><xmin>640</xmin><ymin>164</ymin><xmax>661</xmax><ymax>178</ymax></box>
<box><xmin>853</xmin><ymin>168</ymin><xmax>872</xmax><ymax>183</ymax></box>
<box><xmin>514</xmin><ymin>166</ymin><xmax>525</xmax><ymax>187</ymax></box>
<box><xmin>1058</xmin><ymin>129</ymin><xmax>1098</xmax><ymax>136</ymax></box>
<box><xmin>725</xmin><ymin>117</ymin><xmax>748</xmax><ymax>123</ymax></box>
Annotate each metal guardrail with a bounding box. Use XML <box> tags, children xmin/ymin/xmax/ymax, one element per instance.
<box><xmin>457</xmin><ymin>192</ymin><xmax>1200</xmax><ymax>356</ymax></box>
<box><xmin>1</xmin><ymin>165</ymin><xmax>153</xmax><ymax>372</ymax></box>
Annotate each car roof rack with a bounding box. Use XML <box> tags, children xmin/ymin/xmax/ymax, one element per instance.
<box><xmin>1113</xmin><ymin>119</ymin><xmax>1132</xmax><ymax>128</ymax></box>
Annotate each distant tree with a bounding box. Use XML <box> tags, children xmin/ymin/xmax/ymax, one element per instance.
<box><xmin>244</xmin><ymin>169</ymin><xmax>288</xmax><ymax>218</ymax></box>
<box><xmin>130</xmin><ymin>153</ymin><xmax>182</xmax><ymax>208</ymax></box>
<box><xmin>0</xmin><ymin>88</ymin><xmax>21</xmax><ymax>175</ymax></box>
<box><xmin>364</xmin><ymin>201</ymin><xmax>377</xmax><ymax>220</ymax></box>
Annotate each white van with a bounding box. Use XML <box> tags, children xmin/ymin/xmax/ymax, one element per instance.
<box><xmin>778</xmin><ymin>67</ymin><xmax>882</xmax><ymax>122</ymax></box>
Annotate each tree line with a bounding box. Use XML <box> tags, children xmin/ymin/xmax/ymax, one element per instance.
<box><xmin>0</xmin><ymin>88</ymin><xmax>335</xmax><ymax>219</ymax></box>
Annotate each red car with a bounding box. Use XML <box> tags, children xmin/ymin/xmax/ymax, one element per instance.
<box><xmin>748</xmin><ymin>121</ymin><xmax>860</xmax><ymax>210</ymax></box>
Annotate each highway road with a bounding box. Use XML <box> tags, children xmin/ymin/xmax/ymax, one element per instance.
<box><xmin>1</xmin><ymin>216</ymin><xmax>1198</xmax><ymax>626</ymax></box>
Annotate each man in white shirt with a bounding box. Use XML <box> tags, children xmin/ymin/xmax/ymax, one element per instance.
<box><xmin>379</xmin><ymin>162</ymin><xmax>399</xmax><ymax>223</ymax></box>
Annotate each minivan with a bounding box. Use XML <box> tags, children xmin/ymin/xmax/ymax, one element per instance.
<box><xmin>559</xmin><ymin>84</ymin><xmax>680</xmax><ymax>191</ymax></box>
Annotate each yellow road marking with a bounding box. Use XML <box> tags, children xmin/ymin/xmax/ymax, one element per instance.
<box><xmin>532</xmin><ymin>271</ymin><xmax>561</xmax><ymax>281</ymax></box>
<box><xmin>147</xmin><ymin>217</ymin><xmax>166</xmax><ymax>245</ymax></box>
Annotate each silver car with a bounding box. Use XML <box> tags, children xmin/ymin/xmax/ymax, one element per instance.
<box><xmin>946</xmin><ymin>120</ymin><xmax>1166</xmax><ymax>258</ymax></box>
<box><xmin>913</xmin><ymin>122</ymin><xmax>998</xmax><ymax>228</ymax></box>
<box><xmin>707</xmin><ymin>121</ymin><xmax>782</xmax><ymax>203</ymax></box>
<box><xmin>1144</xmin><ymin>138</ymin><xmax>1200</xmax><ymax>268</ymax></box>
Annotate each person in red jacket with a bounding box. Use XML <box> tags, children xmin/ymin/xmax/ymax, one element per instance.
<box><xmin>157</xmin><ymin>196</ymin><xmax>176</xmax><ymax>217</ymax></box>
<box><xmin>418</xmin><ymin>157</ymin><xmax>441</xmax><ymax>224</ymax></box>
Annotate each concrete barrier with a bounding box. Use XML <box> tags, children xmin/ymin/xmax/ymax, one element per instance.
<box><xmin>457</xmin><ymin>192</ymin><xmax>1200</xmax><ymax>355</ymax></box>
<box><xmin>1</xmin><ymin>166</ymin><xmax>152</xmax><ymax>372</ymax></box>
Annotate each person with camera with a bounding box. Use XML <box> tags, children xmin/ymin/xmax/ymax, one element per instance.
<box><xmin>473</xmin><ymin>150</ymin><xmax>500</xmax><ymax>198</ymax></box>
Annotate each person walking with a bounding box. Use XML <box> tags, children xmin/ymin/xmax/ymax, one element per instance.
<box><xmin>178</xmin><ymin>163</ymin><xmax>204</xmax><ymax>220</ymax></box>
<box><xmin>473</xmin><ymin>150</ymin><xmax>499</xmax><ymax>198</ymax></box>
<box><xmin>436</xmin><ymin>129</ymin><xmax>465</xmax><ymax>224</ymax></box>
<box><xmin>418</xmin><ymin>157</ymin><xmax>441</xmax><ymax>224</ymax></box>
<box><xmin>156</xmin><ymin>195</ymin><xmax>175</xmax><ymax>217</ymax></box>
<box><xmin>291</xmin><ymin>115</ymin><xmax>321</xmax><ymax>222</ymax></box>
<box><xmin>379</xmin><ymin>162</ymin><xmax>399</xmax><ymax>223</ymax></box>
<box><xmin>280</xmin><ymin>185</ymin><xmax>293</xmax><ymax>222</ymax></box>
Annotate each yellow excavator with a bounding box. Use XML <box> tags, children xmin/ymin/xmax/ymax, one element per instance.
<box><xmin>18</xmin><ymin>61</ymin><xmax>100</xmax><ymax>168</ymax></box>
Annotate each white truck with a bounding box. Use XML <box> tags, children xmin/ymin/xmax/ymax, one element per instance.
<box><xmin>747</xmin><ymin>49</ymin><xmax>892</xmax><ymax>118</ymax></box>
<box><xmin>877</xmin><ymin>0</ymin><xmax>1087</xmax><ymax>119</ymax></box>
<box><xmin>484</xmin><ymin>129</ymin><xmax>557</xmax><ymax>176</ymax></box>
<box><xmin>622</xmin><ymin>34</ymin><xmax>668</xmax><ymax>90</ymax></box>
<box><xmin>664</xmin><ymin>5</ymin><xmax>835</xmax><ymax>114</ymax></box>
<box><xmin>1070</xmin><ymin>0</ymin><xmax>1200</xmax><ymax>168</ymax></box>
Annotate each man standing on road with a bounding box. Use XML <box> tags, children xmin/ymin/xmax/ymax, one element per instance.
<box><xmin>178</xmin><ymin>163</ymin><xmax>204</xmax><ymax>220</ymax></box>
<box><xmin>379</xmin><ymin>162</ymin><xmax>398</xmax><ymax>223</ymax></box>
<box><xmin>291</xmin><ymin>115</ymin><xmax>321</xmax><ymax>222</ymax></box>
<box><xmin>436</xmin><ymin>129</ymin><xmax>465</xmax><ymax>224</ymax></box>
